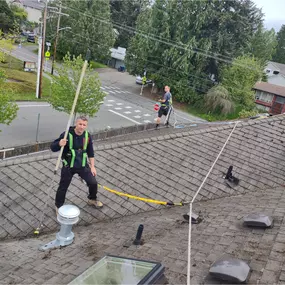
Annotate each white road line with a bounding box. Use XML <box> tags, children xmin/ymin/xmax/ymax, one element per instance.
<box><xmin>109</xmin><ymin>91</ymin><xmax>116</xmax><ymax>94</ymax></box>
<box><xmin>109</xmin><ymin>109</ymin><xmax>141</xmax><ymax>125</ymax></box>
<box><xmin>144</xmin><ymin>120</ymin><xmax>151</xmax><ymax>123</ymax></box>
<box><xmin>114</xmin><ymin>107</ymin><xmax>122</xmax><ymax>110</ymax></box>
<box><xmin>101</xmin><ymin>87</ymin><xmax>106</xmax><ymax>90</ymax></box>
<box><xmin>143</xmin><ymin>114</ymin><xmax>151</xmax><ymax>117</ymax></box>
<box><xmin>134</xmin><ymin>115</ymin><xmax>141</xmax><ymax>119</ymax></box>
<box><xmin>105</xmin><ymin>104</ymin><xmax>113</xmax><ymax>107</ymax></box>
<box><xmin>134</xmin><ymin>110</ymin><xmax>141</xmax><ymax>113</ymax></box>
<box><xmin>125</xmin><ymin>106</ymin><xmax>132</xmax><ymax>109</ymax></box>
<box><xmin>116</xmin><ymin>103</ymin><xmax>123</xmax><ymax>105</ymax></box>
<box><xmin>18</xmin><ymin>104</ymin><xmax>50</xmax><ymax>107</ymax></box>
<box><xmin>107</xmin><ymin>100</ymin><xmax>115</xmax><ymax>102</ymax></box>
<box><xmin>124</xmin><ymin>111</ymin><xmax>131</xmax><ymax>114</ymax></box>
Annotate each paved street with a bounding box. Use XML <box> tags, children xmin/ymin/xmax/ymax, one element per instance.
<box><xmin>0</xmin><ymin>46</ymin><xmax>206</xmax><ymax>148</ymax></box>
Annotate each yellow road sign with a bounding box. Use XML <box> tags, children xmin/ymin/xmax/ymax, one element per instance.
<box><xmin>45</xmin><ymin>51</ymin><xmax>50</xmax><ymax>58</ymax></box>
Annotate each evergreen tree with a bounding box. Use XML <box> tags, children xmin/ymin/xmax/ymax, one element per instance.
<box><xmin>273</xmin><ymin>25</ymin><xmax>285</xmax><ymax>64</ymax></box>
<box><xmin>46</xmin><ymin>0</ymin><xmax>115</xmax><ymax>62</ymax></box>
<box><xmin>247</xmin><ymin>24</ymin><xmax>277</xmax><ymax>65</ymax></box>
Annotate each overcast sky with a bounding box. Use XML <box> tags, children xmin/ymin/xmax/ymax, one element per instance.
<box><xmin>253</xmin><ymin>0</ymin><xmax>285</xmax><ymax>31</ymax></box>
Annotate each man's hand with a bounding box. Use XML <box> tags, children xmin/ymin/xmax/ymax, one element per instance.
<box><xmin>59</xmin><ymin>139</ymin><xmax>67</xmax><ymax>147</ymax></box>
<box><xmin>90</xmin><ymin>166</ymin><xmax>97</xmax><ymax>176</ymax></box>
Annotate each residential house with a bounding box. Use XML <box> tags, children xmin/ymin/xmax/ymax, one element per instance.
<box><xmin>265</xmin><ymin>61</ymin><xmax>285</xmax><ymax>87</ymax></box>
<box><xmin>6</xmin><ymin>0</ymin><xmax>44</xmax><ymax>23</ymax></box>
<box><xmin>108</xmin><ymin>46</ymin><xmax>126</xmax><ymax>70</ymax></box>
<box><xmin>254</xmin><ymin>81</ymin><xmax>285</xmax><ymax>114</ymax></box>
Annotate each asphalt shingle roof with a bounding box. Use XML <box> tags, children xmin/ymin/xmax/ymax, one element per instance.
<box><xmin>1</xmin><ymin>115</ymin><xmax>285</xmax><ymax>284</ymax></box>
<box><xmin>1</xmin><ymin>186</ymin><xmax>285</xmax><ymax>284</ymax></box>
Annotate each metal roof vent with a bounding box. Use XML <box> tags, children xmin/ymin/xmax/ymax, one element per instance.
<box><xmin>39</xmin><ymin>205</ymin><xmax>80</xmax><ymax>251</ymax></box>
<box><xmin>209</xmin><ymin>257</ymin><xmax>250</xmax><ymax>283</ymax></box>
<box><xmin>243</xmin><ymin>213</ymin><xmax>273</xmax><ymax>228</ymax></box>
<box><xmin>183</xmin><ymin>212</ymin><xmax>202</xmax><ymax>224</ymax></box>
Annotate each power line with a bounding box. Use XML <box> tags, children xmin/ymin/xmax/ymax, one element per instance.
<box><xmin>61</xmin><ymin>4</ymin><xmax>259</xmax><ymax>70</ymax></box>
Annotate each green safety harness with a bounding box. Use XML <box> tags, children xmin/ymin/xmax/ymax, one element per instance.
<box><xmin>62</xmin><ymin>131</ymin><xmax>89</xmax><ymax>168</ymax></box>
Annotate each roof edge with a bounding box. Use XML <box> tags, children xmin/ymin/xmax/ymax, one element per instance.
<box><xmin>1</xmin><ymin>115</ymin><xmax>284</xmax><ymax>167</ymax></box>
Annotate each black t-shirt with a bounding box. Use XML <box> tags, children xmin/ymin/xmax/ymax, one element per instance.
<box><xmin>50</xmin><ymin>127</ymin><xmax>94</xmax><ymax>162</ymax></box>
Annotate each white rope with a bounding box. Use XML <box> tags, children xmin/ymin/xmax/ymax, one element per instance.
<box><xmin>186</xmin><ymin>121</ymin><xmax>239</xmax><ymax>285</ymax></box>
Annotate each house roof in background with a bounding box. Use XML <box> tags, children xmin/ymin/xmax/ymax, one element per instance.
<box><xmin>269</xmin><ymin>61</ymin><xmax>285</xmax><ymax>75</ymax></box>
<box><xmin>20</xmin><ymin>0</ymin><xmax>45</xmax><ymax>10</ymax></box>
<box><xmin>254</xmin><ymin>81</ymin><xmax>285</xmax><ymax>97</ymax></box>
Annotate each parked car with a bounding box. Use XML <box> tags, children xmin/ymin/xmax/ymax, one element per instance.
<box><xmin>136</xmin><ymin>75</ymin><xmax>152</xmax><ymax>85</ymax></box>
<box><xmin>27</xmin><ymin>34</ymin><xmax>36</xmax><ymax>43</ymax></box>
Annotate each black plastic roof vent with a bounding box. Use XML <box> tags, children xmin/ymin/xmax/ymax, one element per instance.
<box><xmin>243</xmin><ymin>213</ymin><xmax>273</xmax><ymax>228</ymax></box>
<box><xmin>209</xmin><ymin>257</ymin><xmax>250</xmax><ymax>283</ymax></box>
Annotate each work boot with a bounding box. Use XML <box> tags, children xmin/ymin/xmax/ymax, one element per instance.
<box><xmin>87</xmin><ymin>199</ymin><xmax>103</xmax><ymax>208</ymax></box>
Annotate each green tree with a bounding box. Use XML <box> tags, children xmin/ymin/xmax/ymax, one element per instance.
<box><xmin>204</xmin><ymin>85</ymin><xmax>234</xmax><ymax>115</ymax></box>
<box><xmin>46</xmin><ymin>0</ymin><xmax>115</xmax><ymax>63</ymax></box>
<box><xmin>126</xmin><ymin>0</ymin><xmax>263</xmax><ymax>104</ymax></box>
<box><xmin>126</xmin><ymin>0</ymin><xmax>213</xmax><ymax>103</ymax></box>
<box><xmin>272</xmin><ymin>25</ymin><xmax>285</xmax><ymax>64</ymax></box>
<box><xmin>0</xmin><ymin>69</ymin><xmax>18</xmax><ymax>130</ymax></box>
<box><xmin>0</xmin><ymin>0</ymin><xmax>14</xmax><ymax>32</ymax></box>
<box><xmin>49</xmin><ymin>52</ymin><xmax>106</xmax><ymax>118</ymax></box>
<box><xmin>110</xmin><ymin>0</ymin><xmax>149</xmax><ymax>48</ymax></box>
<box><xmin>198</xmin><ymin>0</ymin><xmax>263</xmax><ymax>81</ymax></box>
<box><xmin>221</xmin><ymin>55</ymin><xmax>264</xmax><ymax>108</ymax></box>
<box><xmin>247</xmin><ymin>24</ymin><xmax>277</xmax><ymax>64</ymax></box>
<box><xmin>10</xmin><ymin>4</ymin><xmax>27</xmax><ymax>27</ymax></box>
<box><xmin>0</xmin><ymin>30</ymin><xmax>15</xmax><ymax>65</ymax></box>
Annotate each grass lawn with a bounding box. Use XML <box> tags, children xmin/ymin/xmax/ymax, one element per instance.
<box><xmin>1</xmin><ymin>55</ymin><xmax>51</xmax><ymax>101</ymax></box>
<box><xmin>89</xmin><ymin>60</ymin><xmax>108</xmax><ymax>69</ymax></box>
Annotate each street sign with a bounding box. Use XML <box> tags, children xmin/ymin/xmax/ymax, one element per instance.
<box><xmin>45</xmin><ymin>51</ymin><xmax>50</xmax><ymax>58</ymax></box>
<box><xmin>46</xmin><ymin>42</ymin><xmax>51</xmax><ymax>46</ymax></box>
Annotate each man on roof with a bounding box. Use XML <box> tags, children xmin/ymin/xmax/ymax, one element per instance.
<box><xmin>50</xmin><ymin>116</ymin><xmax>103</xmax><ymax>215</ymax></box>
<box><xmin>155</xmin><ymin>85</ymin><xmax>172</xmax><ymax>128</ymax></box>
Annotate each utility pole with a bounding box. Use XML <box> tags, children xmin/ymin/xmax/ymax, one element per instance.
<box><xmin>51</xmin><ymin>3</ymin><xmax>61</xmax><ymax>75</ymax></box>
<box><xmin>38</xmin><ymin>1</ymin><xmax>48</xmax><ymax>99</ymax></box>
<box><xmin>36</xmin><ymin>23</ymin><xmax>43</xmax><ymax>99</ymax></box>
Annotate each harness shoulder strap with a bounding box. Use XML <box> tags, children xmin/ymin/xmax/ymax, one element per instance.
<box><xmin>82</xmin><ymin>131</ymin><xmax>89</xmax><ymax>167</ymax></box>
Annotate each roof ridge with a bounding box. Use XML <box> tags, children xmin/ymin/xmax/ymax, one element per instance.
<box><xmin>95</xmin><ymin>115</ymin><xmax>285</xmax><ymax>150</ymax></box>
<box><xmin>0</xmin><ymin>152</ymin><xmax>57</xmax><ymax>167</ymax></box>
